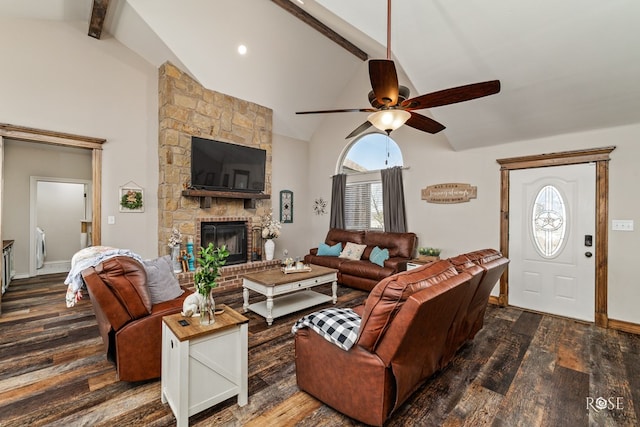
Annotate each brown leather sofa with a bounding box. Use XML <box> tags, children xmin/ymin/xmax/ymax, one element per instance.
<box><xmin>304</xmin><ymin>228</ymin><xmax>417</xmax><ymax>291</ymax></box>
<box><xmin>294</xmin><ymin>249</ymin><xmax>509</xmax><ymax>426</ymax></box>
<box><xmin>82</xmin><ymin>256</ymin><xmax>191</xmax><ymax>382</ymax></box>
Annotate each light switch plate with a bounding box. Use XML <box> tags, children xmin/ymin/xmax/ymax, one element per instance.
<box><xmin>108</xmin><ymin>215</ymin><xmax>116</xmax><ymax>225</ymax></box>
<box><xmin>612</xmin><ymin>220</ymin><xmax>633</xmax><ymax>231</ymax></box>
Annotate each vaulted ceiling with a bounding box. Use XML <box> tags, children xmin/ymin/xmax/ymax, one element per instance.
<box><xmin>3</xmin><ymin>0</ymin><xmax>639</xmax><ymax>150</ymax></box>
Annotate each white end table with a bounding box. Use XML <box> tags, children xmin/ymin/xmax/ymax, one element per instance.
<box><xmin>161</xmin><ymin>305</ymin><xmax>249</xmax><ymax>427</ymax></box>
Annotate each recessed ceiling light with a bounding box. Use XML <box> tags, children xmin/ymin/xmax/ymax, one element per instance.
<box><xmin>296</xmin><ymin>0</ymin><xmax>304</xmax><ymax>4</ymax></box>
<box><xmin>237</xmin><ymin>44</ymin><xmax>247</xmax><ymax>55</ymax></box>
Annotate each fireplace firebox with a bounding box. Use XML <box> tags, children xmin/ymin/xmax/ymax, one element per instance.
<box><xmin>200</xmin><ymin>221</ymin><xmax>247</xmax><ymax>265</ymax></box>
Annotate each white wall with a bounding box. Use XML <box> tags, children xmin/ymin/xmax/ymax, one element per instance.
<box><xmin>0</xmin><ymin>17</ymin><xmax>160</xmax><ymax>259</ymax></box>
<box><xmin>271</xmin><ymin>133</ymin><xmax>311</xmax><ymax>260</ymax></box>
<box><xmin>306</xmin><ymin>61</ymin><xmax>640</xmax><ymax>325</ymax></box>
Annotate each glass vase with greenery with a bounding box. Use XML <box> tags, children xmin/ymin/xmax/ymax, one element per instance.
<box><xmin>194</xmin><ymin>243</ymin><xmax>229</xmax><ymax>324</ymax></box>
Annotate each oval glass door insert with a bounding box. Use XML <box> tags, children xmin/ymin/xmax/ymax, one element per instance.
<box><xmin>532</xmin><ymin>185</ymin><xmax>567</xmax><ymax>257</ymax></box>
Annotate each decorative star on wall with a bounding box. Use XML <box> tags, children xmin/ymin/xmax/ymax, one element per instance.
<box><xmin>314</xmin><ymin>197</ymin><xmax>327</xmax><ymax>215</ymax></box>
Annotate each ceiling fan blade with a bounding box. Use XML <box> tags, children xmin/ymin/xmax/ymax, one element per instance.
<box><xmin>405</xmin><ymin>112</ymin><xmax>446</xmax><ymax>134</ymax></box>
<box><xmin>345</xmin><ymin>121</ymin><xmax>373</xmax><ymax>139</ymax></box>
<box><xmin>296</xmin><ymin>108</ymin><xmax>376</xmax><ymax>115</ymax></box>
<box><xmin>369</xmin><ymin>59</ymin><xmax>399</xmax><ymax>107</ymax></box>
<box><xmin>402</xmin><ymin>80</ymin><xmax>501</xmax><ymax>110</ymax></box>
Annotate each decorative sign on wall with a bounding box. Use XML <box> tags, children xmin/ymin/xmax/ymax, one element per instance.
<box><xmin>421</xmin><ymin>183</ymin><xmax>477</xmax><ymax>204</ymax></box>
<box><xmin>280</xmin><ymin>190</ymin><xmax>293</xmax><ymax>223</ymax></box>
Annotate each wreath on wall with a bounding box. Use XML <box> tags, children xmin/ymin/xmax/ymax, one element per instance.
<box><xmin>120</xmin><ymin>190</ymin><xmax>143</xmax><ymax>210</ymax></box>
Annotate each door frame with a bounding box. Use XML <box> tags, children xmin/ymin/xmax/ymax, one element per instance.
<box><xmin>0</xmin><ymin>124</ymin><xmax>105</xmax><ymax>313</ymax></box>
<box><xmin>497</xmin><ymin>146</ymin><xmax>615</xmax><ymax>328</ymax></box>
<box><xmin>0</xmin><ymin>123</ymin><xmax>104</xmax><ymax>248</ymax></box>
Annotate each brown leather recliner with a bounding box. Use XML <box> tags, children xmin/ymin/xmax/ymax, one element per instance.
<box><xmin>294</xmin><ymin>250</ymin><xmax>509</xmax><ymax>426</ymax></box>
<box><xmin>82</xmin><ymin>256</ymin><xmax>191</xmax><ymax>382</ymax></box>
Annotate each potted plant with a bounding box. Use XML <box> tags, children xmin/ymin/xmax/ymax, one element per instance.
<box><xmin>194</xmin><ymin>243</ymin><xmax>229</xmax><ymax>324</ymax></box>
<box><xmin>418</xmin><ymin>247</ymin><xmax>441</xmax><ymax>262</ymax></box>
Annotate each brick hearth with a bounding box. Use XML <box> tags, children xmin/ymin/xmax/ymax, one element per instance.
<box><xmin>176</xmin><ymin>259</ymin><xmax>281</xmax><ymax>293</ymax></box>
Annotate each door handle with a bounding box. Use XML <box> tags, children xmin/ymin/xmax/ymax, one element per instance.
<box><xmin>585</xmin><ymin>251</ymin><xmax>593</xmax><ymax>258</ymax></box>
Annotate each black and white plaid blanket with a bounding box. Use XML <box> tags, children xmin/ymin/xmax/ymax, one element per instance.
<box><xmin>291</xmin><ymin>307</ymin><xmax>361</xmax><ymax>351</ymax></box>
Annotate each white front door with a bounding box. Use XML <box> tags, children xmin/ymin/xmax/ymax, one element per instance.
<box><xmin>509</xmin><ymin>163</ymin><xmax>596</xmax><ymax>321</ymax></box>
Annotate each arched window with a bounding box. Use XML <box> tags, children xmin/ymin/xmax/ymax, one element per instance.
<box><xmin>342</xmin><ymin>133</ymin><xmax>403</xmax><ymax>174</ymax></box>
<box><xmin>339</xmin><ymin>133</ymin><xmax>404</xmax><ymax>231</ymax></box>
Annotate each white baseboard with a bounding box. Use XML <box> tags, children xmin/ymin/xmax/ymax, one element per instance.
<box><xmin>37</xmin><ymin>261</ymin><xmax>71</xmax><ymax>275</ymax></box>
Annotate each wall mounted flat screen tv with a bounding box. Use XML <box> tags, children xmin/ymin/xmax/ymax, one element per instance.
<box><xmin>191</xmin><ymin>137</ymin><xmax>266</xmax><ymax>193</ymax></box>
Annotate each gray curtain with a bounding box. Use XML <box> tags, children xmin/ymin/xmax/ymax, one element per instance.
<box><xmin>381</xmin><ymin>166</ymin><xmax>407</xmax><ymax>232</ymax></box>
<box><xmin>330</xmin><ymin>173</ymin><xmax>346</xmax><ymax>229</ymax></box>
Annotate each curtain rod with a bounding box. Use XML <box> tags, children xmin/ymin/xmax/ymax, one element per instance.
<box><xmin>330</xmin><ymin>166</ymin><xmax>410</xmax><ymax>178</ymax></box>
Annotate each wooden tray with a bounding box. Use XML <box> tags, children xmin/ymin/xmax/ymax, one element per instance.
<box><xmin>282</xmin><ymin>266</ymin><xmax>312</xmax><ymax>274</ymax></box>
<box><xmin>417</xmin><ymin>255</ymin><xmax>440</xmax><ymax>262</ymax></box>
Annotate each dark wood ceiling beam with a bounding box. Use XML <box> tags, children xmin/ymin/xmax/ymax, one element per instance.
<box><xmin>88</xmin><ymin>0</ymin><xmax>110</xmax><ymax>39</ymax></box>
<box><xmin>271</xmin><ymin>0</ymin><xmax>368</xmax><ymax>61</ymax></box>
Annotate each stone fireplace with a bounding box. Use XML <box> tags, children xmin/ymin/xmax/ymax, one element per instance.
<box><xmin>158</xmin><ymin>62</ymin><xmax>279</xmax><ymax>290</ymax></box>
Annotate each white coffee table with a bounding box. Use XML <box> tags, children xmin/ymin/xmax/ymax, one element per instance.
<box><xmin>242</xmin><ymin>264</ymin><xmax>338</xmax><ymax>325</ymax></box>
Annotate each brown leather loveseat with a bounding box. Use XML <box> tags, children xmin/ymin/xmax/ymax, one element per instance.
<box><xmin>304</xmin><ymin>228</ymin><xmax>417</xmax><ymax>291</ymax></box>
<box><xmin>82</xmin><ymin>256</ymin><xmax>191</xmax><ymax>382</ymax></box>
<box><xmin>294</xmin><ymin>249</ymin><xmax>509</xmax><ymax>426</ymax></box>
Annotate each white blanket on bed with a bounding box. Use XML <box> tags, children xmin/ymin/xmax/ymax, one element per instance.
<box><xmin>64</xmin><ymin>246</ymin><xmax>143</xmax><ymax>307</ymax></box>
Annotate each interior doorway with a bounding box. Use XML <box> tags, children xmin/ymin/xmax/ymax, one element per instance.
<box><xmin>0</xmin><ymin>124</ymin><xmax>105</xmax><ymax>315</ymax></box>
<box><xmin>30</xmin><ymin>178</ymin><xmax>92</xmax><ymax>276</ymax></box>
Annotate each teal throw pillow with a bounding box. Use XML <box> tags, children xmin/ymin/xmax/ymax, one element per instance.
<box><xmin>318</xmin><ymin>242</ymin><xmax>342</xmax><ymax>256</ymax></box>
<box><xmin>370</xmin><ymin>246</ymin><xmax>389</xmax><ymax>267</ymax></box>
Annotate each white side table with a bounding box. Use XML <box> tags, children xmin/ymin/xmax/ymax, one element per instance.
<box><xmin>407</xmin><ymin>257</ymin><xmax>439</xmax><ymax>270</ymax></box>
<box><xmin>161</xmin><ymin>305</ymin><xmax>249</xmax><ymax>427</ymax></box>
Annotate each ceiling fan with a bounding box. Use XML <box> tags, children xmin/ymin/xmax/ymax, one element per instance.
<box><xmin>296</xmin><ymin>0</ymin><xmax>501</xmax><ymax>139</ymax></box>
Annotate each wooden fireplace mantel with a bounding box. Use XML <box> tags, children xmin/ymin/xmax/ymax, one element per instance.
<box><xmin>181</xmin><ymin>189</ymin><xmax>270</xmax><ymax>209</ymax></box>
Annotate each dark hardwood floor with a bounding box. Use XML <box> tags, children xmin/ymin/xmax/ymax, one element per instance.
<box><xmin>1</xmin><ymin>273</ymin><xmax>639</xmax><ymax>426</ymax></box>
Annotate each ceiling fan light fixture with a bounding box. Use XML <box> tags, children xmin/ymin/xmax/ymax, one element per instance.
<box><xmin>368</xmin><ymin>110</ymin><xmax>410</xmax><ymax>132</ymax></box>
<box><xmin>294</xmin><ymin>0</ymin><xmax>499</xmax><ymax>139</ymax></box>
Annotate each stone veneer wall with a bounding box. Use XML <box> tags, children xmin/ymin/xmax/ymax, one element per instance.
<box><xmin>158</xmin><ymin>62</ymin><xmax>275</xmax><ymax>291</ymax></box>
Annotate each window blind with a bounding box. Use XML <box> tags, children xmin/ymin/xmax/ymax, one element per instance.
<box><xmin>345</xmin><ymin>181</ymin><xmax>384</xmax><ymax>231</ymax></box>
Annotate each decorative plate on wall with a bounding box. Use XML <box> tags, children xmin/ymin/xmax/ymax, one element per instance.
<box><xmin>280</xmin><ymin>190</ymin><xmax>293</xmax><ymax>223</ymax></box>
